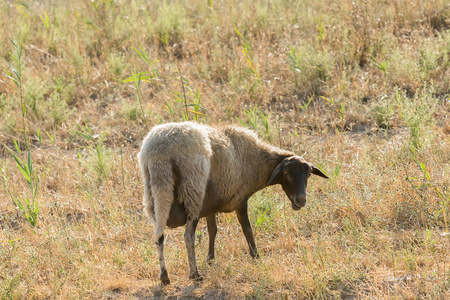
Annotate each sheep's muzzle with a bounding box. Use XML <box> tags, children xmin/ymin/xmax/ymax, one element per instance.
<box><xmin>290</xmin><ymin>195</ymin><xmax>306</xmax><ymax>211</ymax></box>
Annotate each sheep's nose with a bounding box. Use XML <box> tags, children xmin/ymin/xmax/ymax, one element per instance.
<box><xmin>296</xmin><ymin>195</ymin><xmax>306</xmax><ymax>207</ymax></box>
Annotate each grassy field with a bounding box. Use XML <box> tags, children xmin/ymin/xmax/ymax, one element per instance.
<box><xmin>0</xmin><ymin>0</ymin><xmax>449</xmax><ymax>298</ymax></box>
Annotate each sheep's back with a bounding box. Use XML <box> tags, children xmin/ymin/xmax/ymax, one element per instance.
<box><xmin>140</xmin><ymin>122</ymin><xmax>213</xmax><ymax>161</ymax></box>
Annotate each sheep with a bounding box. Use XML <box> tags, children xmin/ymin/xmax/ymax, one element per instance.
<box><xmin>138</xmin><ymin>121</ymin><xmax>328</xmax><ymax>285</ymax></box>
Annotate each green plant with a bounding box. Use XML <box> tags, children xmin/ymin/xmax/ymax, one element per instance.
<box><xmin>288</xmin><ymin>46</ymin><xmax>332</xmax><ymax>94</ymax></box>
<box><xmin>155</xmin><ymin>2</ymin><xmax>187</xmax><ymax>49</ymax></box>
<box><xmin>236</xmin><ymin>104</ymin><xmax>272</xmax><ymax>142</ymax></box>
<box><xmin>235</xmin><ymin>26</ymin><xmax>261</xmax><ymax>85</ymax></box>
<box><xmin>133</xmin><ymin>43</ymin><xmax>158</xmax><ymax>71</ymax></box>
<box><xmin>77</xmin><ymin>123</ymin><xmax>110</xmax><ymax>182</ymax></box>
<box><xmin>404</xmin><ymin>146</ymin><xmax>449</xmax><ymax>229</ymax></box>
<box><xmin>371</xmin><ymin>56</ymin><xmax>388</xmax><ymax>74</ymax></box>
<box><xmin>84</xmin><ymin>0</ymin><xmax>118</xmax><ymax>48</ymax></box>
<box><xmin>48</xmin><ymin>92</ymin><xmax>70</xmax><ymax>125</ymax></box>
<box><xmin>339</xmin><ymin>101</ymin><xmax>346</xmax><ymax>120</ymax></box>
<box><xmin>120</xmin><ymin>69</ymin><xmax>150</xmax><ymax>128</ymax></box>
<box><xmin>394</xmin><ymin>87</ymin><xmax>436</xmax><ymax>149</ymax></box>
<box><xmin>288</xmin><ymin>46</ymin><xmax>302</xmax><ymax>74</ymax></box>
<box><xmin>3</xmin><ymin>36</ymin><xmax>41</xmax><ymax>227</ymax></box>
<box><xmin>119</xmin><ymin>44</ymin><xmax>159</xmax><ymax>127</ymax></box>
<box><xmin>13</xmin><ymin>2</ymin><xmax>30</xmax><ymax>19</ymax></box>
<box><xmin>107</xmin><ymin>52</ymin><xmax>127</xmax><ymax>78</ymax></box>
<box><xmin>39</xmin><ymin>11</ymin><xmax>50</xmax><ymax>30</ymax></box>
<box><xmin>119</xmin><ymin>101</ymin><xmax>142</xmax><ymax>121</ymax></box>
<box><xmin>166</xmin><ymin>72</ymin><xmax>207</xmax><ymax>122</ymax></box>
<box><xmin>0</xmin><ymin>271</ymin><xmax>24</xmax><ymax>299</ymax></box>
<box><xmin>6</xmin><ymin>143</ymin><xmax>40</xmax><ymax>227</ymax></box>
<box><xmin>23</xmin><ymin>77</ymin><xmax>48</xmax><ymax>118</ymax></box>
<box><xmin>317</xmin><ymin>17</ymin><xmax>325</xmax><ymax>41</ymax></box>
<box><xmin>372</xmin><ymin>102</ymin><xmax>394</xmax><ymax>129</ymax></box>
<box><xmin>299</xmin><ymin>95</ymin><xmax>314</xmax><ymax>111</ymax></box>
<box><xmin>249</xmin><ymin>191</ymin><xmax>278</xmax><ymax>233</ymax></box>
<box><xmin>3</xmin><ymin>37</ymin><xmax>29</xmax><ymax>136</ymax></box>
<box><xmin>53</xmin><ymin>76</ymin><xmax>76</xmax><ymax>106</ymax></box>
<box><xmin>39</xmin><ymin>10</ymin><xmax>54</xmax><ymax>48</ymax></box>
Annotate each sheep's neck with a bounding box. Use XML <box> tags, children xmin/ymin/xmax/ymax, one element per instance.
<box><xmin>253</xmin><ymin>145</ymin><xmax>293</xmax><ymax>192</ymax></box>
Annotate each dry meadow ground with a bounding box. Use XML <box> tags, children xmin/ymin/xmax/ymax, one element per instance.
<box><xmin>0</xmin><ymin>0</ymin><xmax>449</xmax><ymax>299</ymax></box>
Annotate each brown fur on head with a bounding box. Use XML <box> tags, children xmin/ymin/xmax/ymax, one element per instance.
<box><xmin>266</xmin><ymin>156</ymin><xmax>328</xmax><ymax>210</ymax></box>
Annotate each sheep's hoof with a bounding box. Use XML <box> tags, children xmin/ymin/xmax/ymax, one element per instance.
<box><xmin>160</xmin><ymin>269</ymin><xmax>171</xmax><ymax>285</ymax></box>
<box><xmin>189</xmin><ymin>271</ymin><xmax>203</xmax><ymax>282</ymax></box>
<box><xmin>160</xmin><ymin>277</ymin><xmax>171</xmax><ymax>286</ymax></box>
<box><xmin>207</xmin><ymin>255</ymin><xmax>215</xmax><ymax>265</ymax></box>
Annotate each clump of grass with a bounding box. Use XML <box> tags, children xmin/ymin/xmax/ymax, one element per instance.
<box><xmin>53</xmin><ymin>76</ymin><xmax>77</xmax><ymax>106</ymax></box>
<box><xmin>107</xmin><ymin>52</ymin><xmax>127</xmax><ymax>78</ymax></box>
<box><xmin>47</xmin><ymin>91</ymin><xmax>70</xmax><ymax>125</ymax></box>
<box><xmin>77</xmin><ymin>124</ymin><xmax>112</xmax><ymax>183</ymax></box>
<box><xmin>23</xmin><ymin>77</ymin><xmax>49</xmax><ymax>119</ymax></box>
<box><xmin>248</xmin><ymin>190</ymin><xmax>280</xmax><ymax>233</ymax></box>
<box><xmin>22</xmin><ymin>77</ymin><xmax>72</xmax><ymax>124</ymax></box>
<box><xmin>288</xmin><ymin>45</ymin><xmax>333</xmax><ymax>96</ymax></box>
<box><xmin>394</xmin><ymin>86</ymin><xmax>437</xmax><ymax>149</ymax></box>
<box><xmin>372</xmin><ymin>100</ymin><xmax>394</xmax><ymax>129</ymax></box>
<box><xmin>398</xmin><ymin>145</ymin><xmax>450</xmax><ymax>228</ymax></box>
<box><xmin>0</xmin><ymin>271</ymin><xmax>24</xmax><ymax>299</ymax></box>
<box><xmin>154</xmin><ymin>2</ymin><xmax>188</xmax><ymax>50</ymax></box>
<box><xmin>119</xmin><ymin>100</ymin><xmax>144</xmax><ymax>122</ymax></box>
<box><xmin>119</xmin><ymin>44</ymin><xmax>160</xmax><ymax>128</ymax></box>
<box><xmin>236</xmin><ymin>104</ymin><xmax>272</xmax><ymax>142</ymax></box>
<box><xmin>166</xmin><ymin>72</ymin><xmax>207</xmax><ymax>122</ymax></box>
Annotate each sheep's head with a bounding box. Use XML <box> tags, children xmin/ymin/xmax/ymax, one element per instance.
<box><xmin>266</xmin><ymin>156</ymin><xmax>328</xmax><ymax>210</ymax></box>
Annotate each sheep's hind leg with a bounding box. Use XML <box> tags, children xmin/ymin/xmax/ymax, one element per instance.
<box><xmin>184</xmin><ymin>218</ymin><xmax>202</xmax><ymax>281</ymax></box>
<box><xmin>236</xmin><ymin>203</ymin><xmax>259</xmax><ymax>259</ymax></box>
<box><xmin>156</xmin><ymin>234</ymin><xmax>170</xmax><ymax>285</ymax></box>
<box><xmin>206</xmin><ymin>214</ymin><xmax>217</xmax><ymax>262</ymax></box>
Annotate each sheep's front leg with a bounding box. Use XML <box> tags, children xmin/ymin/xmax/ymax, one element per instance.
<box><xmin>184</xmin><ymin>218</ymin><xmax>202</xmax><ymax>280</ymax></box>
<box><xmin>236</xmin><ymin>204</ymin><xmax>259</xmax><ymax>258</ymax></box>
<box><xmin>156</xmin><ymin>234</ymin><xmax>170</xmax><ymax>285</ymax></box>
<box><xmin>206</xmin><ymin>214</ymin><xmax>217</xmax><ymax>262</ymax></box>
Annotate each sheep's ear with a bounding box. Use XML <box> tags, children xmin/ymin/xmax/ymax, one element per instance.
<box><xmin>311</xmin><ymin>164</ymin><xmax>329</xmax><ymax>179</ymax></box>
<box><xmin>267</xmin><ymin>162</ymin><xmax>284</xmax><ymax>186</ymax></box>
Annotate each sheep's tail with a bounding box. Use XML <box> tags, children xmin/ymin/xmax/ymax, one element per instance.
<box><xmin>148</xmin><ymin>160</ymin><xmax>175</xmax><ymax>243</ymax></box>
<box><xmin>173</xmin><ymin>154</ymin><xmax>210</xmax><ymax>220</ymax></box>
<box><xmin>141</xmin><ymin>161</ymin><xmax>155</xmax><ymax>224</ymax></box>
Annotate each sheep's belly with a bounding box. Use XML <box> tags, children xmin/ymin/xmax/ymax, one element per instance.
<box><xmin>166</xmin><ymin>201</ymin><xmax>187</xmax><ymax>228</ymax></box>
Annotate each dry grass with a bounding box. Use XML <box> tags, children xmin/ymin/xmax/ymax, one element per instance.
<box><xmin>1</xmin><ymin>0</ymin><xmax>449</xmax><ymax>299</ymax></box>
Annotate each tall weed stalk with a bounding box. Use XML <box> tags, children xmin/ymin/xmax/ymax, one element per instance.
<box><xmin>235</xmin><ymin>26</ymin><xmax>261</xmax><ymax>85</ymax></box>
<box><xmin>119</xmin><ymin>43</ymin><xmax>159</xmax><ymax>129</ymax></box>
<box><xmin>3</xmin><ymin>36</ymin><xmax>40</xmax><ymax>227</ymax></box>
<box><xmin>77</xmin><ymin>123</ymin><xmax>109</xmax><ymax>183</ymax></box>
<box><xmin>167</xmin><ymin>71</ymin><xmax>206</xmax><ymax>122</ymax></box>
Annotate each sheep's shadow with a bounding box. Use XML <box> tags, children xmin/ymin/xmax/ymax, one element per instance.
<box><xmin>102</xmin><ymin>284</ymin><xmax>228</xmax><ymax>300</ymax></box>
<box><xmin>145</xmin><ymin>284</ymin><xmax>229</xmax><ymax>300</ymax></box>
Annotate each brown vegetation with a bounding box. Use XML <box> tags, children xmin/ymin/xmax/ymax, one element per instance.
<box><xmin>0</xmin><ymin>0</ymin><xmax>449</xmax><ymax>298</ymax></box>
